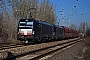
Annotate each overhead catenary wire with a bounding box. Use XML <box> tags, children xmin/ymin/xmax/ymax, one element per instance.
<box><xmin>58</xmin><ymin>0</ymin><xmax>81</xmax><ymax>23</ymax></box>
<box><xmin>66</xmin><ymin>0</ymin><xmax>84</xmax><ymax>21</ymax></box>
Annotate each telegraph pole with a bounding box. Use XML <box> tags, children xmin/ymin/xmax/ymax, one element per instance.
<box><xmin>68</xmin><ymin>18</ymin><xmax>70</xmax><ymax>27</ymax></box>
<box><xmin>57</xmin><ymin>19</ymin><xmax>60</xmax><ymax>26</ymax></box>
<box><xmin>66</xmin><ymin>18</ymin><xmax>71</xmax><ymax>27</ymax></box>
<box><xmin>58</xmin><ymin>10</ymin><xmax>65</xmax><ymax>26</ymax></box>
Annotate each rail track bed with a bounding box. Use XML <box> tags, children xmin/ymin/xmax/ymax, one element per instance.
<box><xmin>0</xmin><ymin>37</ymin><xmax>83</xmax><ymax>60</ymax></box>
<box><xmin>0</xmin><ymin>43</ymin><xmax>23</xmax><ymax>50</ymax></box>
<box><xmin>17</xmin><ymin>39</ymin><xmax>82</xmax><ymax>60</ymax></box>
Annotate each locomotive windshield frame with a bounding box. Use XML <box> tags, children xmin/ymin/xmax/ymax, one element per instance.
<box><xmin>19</xmin><ymin>19</ymin><xmax>33</xmax><ymax>29</ymax></box>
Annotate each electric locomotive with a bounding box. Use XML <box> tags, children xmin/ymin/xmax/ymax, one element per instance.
<box><xmin>17</xmin><ymin>19</ymin><xmax>53</xmax><ymax>43</ymax></box>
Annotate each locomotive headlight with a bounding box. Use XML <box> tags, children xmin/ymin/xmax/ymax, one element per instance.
<box><xmin>32</xmin><ymin>31</ymin><xmax>35</xmax><ymax>34</ymax></box>
<box><xmin>18</xmin><ymin>32</ymin><xmax>19</xmax><ymax>34</ymax></box>
<box><xmin>19</xmin><ymin>29</ymin><xmax>21</xmax><ymax>31</ymax></box>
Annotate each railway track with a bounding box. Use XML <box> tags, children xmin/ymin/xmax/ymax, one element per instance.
<box><xmin>0</xmin><ymin>44</ymin><xmax>23</xmax><ymax>50</ymax></box>
<box><xmin>2</xmin><ymin>38</ymin><xmax>83</xmax><ymax>60</ymax></box>
<box><xmin>31</xmin><ymin>40</ymin><xmax>81</xmax><ymax>60</ymax></box>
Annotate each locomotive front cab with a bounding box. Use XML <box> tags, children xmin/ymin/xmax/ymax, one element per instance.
<box><xmin>17</xmin><ymin>19</ymin><xmax>35</xmax><ymax>43</ymax></box>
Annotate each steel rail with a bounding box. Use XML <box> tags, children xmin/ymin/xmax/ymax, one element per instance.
<box><xmin>2</xmin><ymin>38</ymin><xmax>82</xmax><ymax>60</ymax></box>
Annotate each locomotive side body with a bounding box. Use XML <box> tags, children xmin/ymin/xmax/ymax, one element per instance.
<box><xmin>53</xmin><ymin>25</ymin><xmax>64</xmax><ymax>40</ymax></box>
<box><xmin>34</xmin><ymin>20</ymin><xmax>53</xmax><ymax>42</ymax></box>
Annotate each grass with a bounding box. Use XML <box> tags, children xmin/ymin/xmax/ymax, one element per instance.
<box><xmin>84</xmin><ymin>45</ymin><xmax>90</xmax><ymax>60</ymax></box>
<box><xmin>83</xmin><ymin>37</ymin><xmax>90</xmax><ymax>60</ymax></box>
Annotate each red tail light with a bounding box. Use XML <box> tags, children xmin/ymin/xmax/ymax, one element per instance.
<box><xmin>21</xmin><ymin>36</ymin><xmax>24</xmax><ymax>38</ymax></box>
<box><xmin>19</xmin><ymin>32</ymin><xmax>24</xmax><ymax>35</ymax></box>
<box><xmin>27</xmin><ymin>32</ymin><xmax>32</xmax><ymax>36</ymax></box>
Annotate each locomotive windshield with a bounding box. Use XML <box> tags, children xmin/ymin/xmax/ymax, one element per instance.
<box><xmin>19</xmin><ymin>21</ymin><xmax>33</xmax><ymax>29</ymax></box>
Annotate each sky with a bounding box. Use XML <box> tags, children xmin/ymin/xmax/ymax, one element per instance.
<box><xmin>1</xmin><ymin>0</ymin><xmax>90</xmax><ymax>28</ymax></box>
<box><xmin>50</xmin><ymin>0</ymin><xmax>90</xmax><ymax>27</ymax></box>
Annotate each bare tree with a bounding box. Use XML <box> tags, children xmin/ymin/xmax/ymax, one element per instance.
<box><xmin>69</xmin><ymin>24</ymin><xmax>76</xmax><ymax>30</ymax></box>
<box><xmin>0</xmin><ymin>0</ymin><xmax>56</xmax><ymax>43</ymax></box>
<box><xmin>11</xmin><ymin>0</ymin><xmax>38</xmax><ymax>20</ymax></box>
<box><xmin>79</xmin><ymin>22</ymin><xmax>89</xmax><ymax>36</ymax></box>
<box><xmin>0</xmin><ymin>0</ymin><xmax>17</xmax><ymax>42</ymax></box>
<box><xmin>10</xmin><ymin>0</ymin><xmax>56</xmax><ymax>23</ymax></box>
<box><xmin>37</xmin><ymin>0</ymin><xmax>56</xmax><ymax>24</ymax></box>
<box><xmin>86</xmin><ymin>25</ymin><xmax>90</xmax><ymax>36</ymax></box>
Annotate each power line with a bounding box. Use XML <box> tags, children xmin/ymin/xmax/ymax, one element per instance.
<box><xmin>58</xmin><ymin>0</ymin><xmax>81</xmax><ymax>22</ymax></box>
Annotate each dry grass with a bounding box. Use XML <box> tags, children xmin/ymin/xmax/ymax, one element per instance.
<box><xmin>83</xmin><ymin>36</ymin><xmax>90</xmax><ymax>60</ymax></box>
